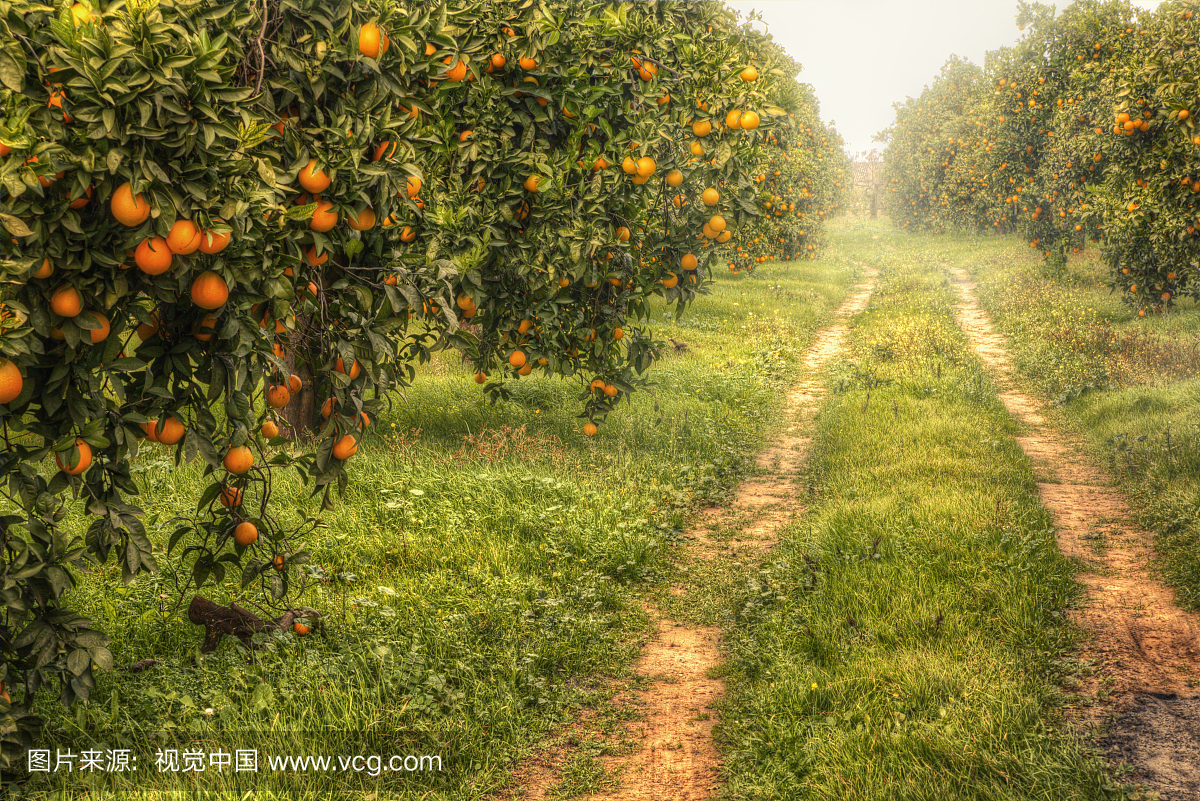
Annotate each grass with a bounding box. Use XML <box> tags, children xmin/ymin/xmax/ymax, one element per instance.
<box><xmin>10</xmin><ymin>252</ymin><xmax>859</xmax><ymax>799</ymax></box>
<box><xmin>713</xmin><ymin>222</ymin><xmax>1127</xmax><ymax>800</ymax></box>
<box><xmin>967</xmin><ymin>241</ymin><xmax>1200</xmax><ymax>611</ymax></box>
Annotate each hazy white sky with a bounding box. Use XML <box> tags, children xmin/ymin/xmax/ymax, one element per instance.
<box><xmin>723</xmin><ymin>0</ymin><xmax>1167</xmax><ymax>158</ymax></box>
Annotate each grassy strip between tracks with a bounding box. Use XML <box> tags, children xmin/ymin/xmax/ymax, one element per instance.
<box><xmin>10</xmin><ymin>255</ymin><xmax>858</xmax><ymax>800</ymax></box>
<box><xmin>714</xmin><ymin>227</ymin><xmax>1131</xmax><ymax>801</ymax></box>
<box><xmin>968</xmin><ymin>242</ymin><xmax>1200</xmax><ymax>612</ymax></box>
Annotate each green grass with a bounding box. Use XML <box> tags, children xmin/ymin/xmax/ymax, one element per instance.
<box><xmin>13</xmin><ymin>253</ymin><xmax>859</xmax><ymax>799</ymax></box>
<box><xmin>714</xmin><ymin>223</ymin><xmax>1126</xmax><ymax>801</ymax></box>
<box><xmin>967</xmin><ymin>241</ymin><xmax>1200</xmax><ymax>611</ymax></box>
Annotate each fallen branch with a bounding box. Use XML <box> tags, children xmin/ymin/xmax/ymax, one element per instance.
<box><xmin>187</xmin><ymin>595</ymin><xmax>321</xmax><ymax>653</ymax></box>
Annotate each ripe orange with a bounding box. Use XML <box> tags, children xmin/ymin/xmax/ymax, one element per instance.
<box><xmin>261</xmin><ymin>420</ymin><xmax>280</xmax><ymax>439</ymax></box>
<box><xmin>56</xmin><ymin>438</ymin><xmax>92</xmax><ymax>476</ymax></box>
<box><xmin>293</xmin><ymin>622</ymin><xmax>310</xmax><ymax>636</ymax></box>
<box><xmin>490</xmin><ymin>53</ymin><xmax>506</xmax><ymax>71</ymax></box>
<box><xmin>111</xmin><ymin>182</ymin><xmax>150</xmax><ymax>227</ymax></box>
<box><xmin>198</xmin><ymin>224</ymin><xmax>231</xmax><ymax>254</ymax></box>
<box><xmin>519</xmin><ymin>56</ymin><xmax>537</xmax><ymax>70</ymax></box>
<box><xmin>708</xmin><ymin>214</ymin><xmax>726</xmax><ymax>233</ymax></box>
<box><xmin>166</xmin><ymin>219</ymin><xmax>202</xmax><ymax>254</ymax></box>
<box><xmin>50</xmin><ymin>285</ymin><xmax>83</xmax><ymax>317</ymax></box>
<box><xmin>635</xmin><ymin>156</ymin><xmax>656</xmax><ymax>177</ymax></box>
<box><xmin>681</xmin><ymin>253</ymin><xmax>698</xmax><ymax>271</ymax></box>
<box><xmin>692</xmin><ymin>120</ymin><xmax>712</xmax><ymax>137</ymax></box>
<box><xmin>359</xmin><ymin>22</ymin><xmax>383</xmax><ymax>58</ymax></box>
<box><xmin>613</xmin><ymin>327</ymin><xmax>624</xmax><ymax>340</ymax></box>
<box><xmin>443</xmin><ymin>56</ymin><xmax>468</xmax><ymax>81</ymax></box>
<box><xmin>523</xmin><ymin>175</ymin><xmax>541</xmax><ymax>192</ymax></box>
<box><xmin>234</xmin><ymin>521</ymin><xmax>258</xmax><ymax>547</ymax></box>
<box><xmin>33</xmin><ymin>258</ymin><xmax>54</xmax><ymax>280</ymax></box>
<box><xmin>508</xmin><ymin>349</ymin><xmax>527</xmax><ymax>369</ymax></box>
<box><xmin>86</xmin><ymin>310</ymin><xmax>110</xmax><ymax>344</ymax></box>
<box><xmin>689</xmin><ymin>141</ymin><xmax>704</xmax><ymax>157</ymax></box>
<box><xmin>332</xmin><ymin>434</ymin><xmax>358</xmax><ymax>460</ymax></box>
<box><xmin>68</xmin><ymin>185</ymin><xmax>93</xmax><ymax>209</ymax></box>
<box><xmin>305</xmin><ymin>245</ymin><xmax>329</xmax><ymax>266</ymax></box>
<box><xmin>740</xmin><ymin>111</ymin><xmax>761</xmax><ymax>130</ymax></box>
<box><xmin>0</xmin><ymin>359</ymin><xmax>23</xmax><ymax>404</ymax></box>
<box><xmin>310</xmin><ymin>200</ymin><xmax>338</xmax><ymax>231</ymax></box>
<box><xmin>190</xmin><ymin>271</ymin><xmax>229</xmax><ymax>309</ymax></box>
<box><xmin>347</xmin><ymin>207</ymin><xmax>377</xmax><ymax>230</ymax></box>
<box><xmin>224</xmin><ymin>445</ymin><xmax>254</xmax><ymax>475</ymax></box>
<box><xmin>335</xmin><ymin>357</ymin><xmax>362</xmax><ymax>379</ymax></box>
<box><xmin>219</xmin><ymin>486</ymin><xmax>242</xmax><ymax>509</ymax></box>
<box><xmin>407</xmin><ymin>175</ymin><xmax>422</xmax><ymax>198</ymax></box>
<box><xmin>321</xmin><ymin>398</ymin><xmax>335</xmax><ymax>418</ymax></box>
<box><xmin>740</xmin><ymin>65</ymin><xmax>758</xmax><ymax>82</ymax></box>
<box><xmin>616</xmin><ymin>226</ymin><xmax>631</xmax><ymax>242</ymax></box>
<box><xmin>662</xmin><ymin>272</ymin><xmax>679</xmax><ymax>289</ymax></box>
<box><xmin>298</xmin><ymin>159</ymin><xmax>331</xmax><ymax>193</ymax></box>
<box><xmin>701</xmin><ymin>188</ymin><xmax>718</xmax><ymax>206</ymax></box>
<box><xmin>157</xmin><ymin>416</ymin><xmax>185</xmax><ymax>445</ymax></box>
<box><xmin>666</xmin><ymin>170</ymin><xmax>683</xmax><ymax>187</ymax></box>
<box><xmin>603</xmin><ymin>384</ymin><xmax>617</xmax><ymax>397</ymax></box>
<box><xmin>288</xmin><ymin>374</ymin><xmax>302</xmax><ymax>394</ymax></box>
<box><xmin>582</xmin><ymin>423</ymin><xmax>598</xmax><ymax>437</ymax></box>
<box><xmin>266</xmin><ymin>385</ymin><xmax>291</xmax><ymax>408</ymax></box>
<box><xmin>474</xmin><ymin>372</ymin><xmax>487</xmax><ymax>384</ymax></box>
<box><xmin>135</xmin><ymin>236</ymin><xmax>173</xmax><ymax>275</ymax></box>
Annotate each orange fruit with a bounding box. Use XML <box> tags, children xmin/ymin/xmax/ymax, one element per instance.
<box><xmin>582</xmin><ymin>423</ymin><xmax>598</xmax><ymax>437</ymax></box>
<box><xmin>613</xmin><ymin>327</ymin><xmax>624</xmax><ymax>340</ymax></box>
<box><xmin>293</xmin><ymin>622</ymin><xmax>310</xmax><ymax>636</ymax></box>
<box><xmin>701</xmin><ymin>188</ymin><xmax>718</xmax><ymax>206</ymax></box>
<box><xmin>359</xmin><ymin>22</ymin><xmax>383</xmax><ymax>58</ymax></box>
<box><xmin>0</xmin><ymin>359</ymin><xmax>23</xmax><ymax>404</ymax></box>
<box><xmin>223</xmin><ymin>445</ymin><xmax>253</xmax><ymax>474</ymax></box>
<box><xmin>662</xmin><ymin>272</ymin><xmax>679</xmax><ymax>289</ymax></box>
<box><xmin>166</xmin><ymin>219</ymin><xmax>202</xmax><ymax>255</ymax></box>
<box><xmin>347</xmin><ymin>207</ymin><xmax>377</xmax><ymax>230</ymax></box>
<box><xmin>666</xmin><ymin>170</ymin><xmax>683</xmax><ymax>187</ymax></box>
<box><xmin>519</xmin><ymin>56</ymin><xmax>537</xmax><ymax>70</ymax></box>
<box><xmin>68</xmin><ymin>185</ymin><xmax>93</xmax><ymax>209</ymax></box>
<box><xmin>157</xmin><ymin>416</ymin><xmax>185</xmax><ymax>445</ymax></box>
<box><xmin>266</xmin><ymin>385</ymin><xmax>291</xmax><ymax>408</ymax></box>
<box><xmin>190</xmin><ymin>271</ymin><xmax>229</xmax><ymax>309</ymax></box>
<box><xmin>332</xmin><ymin>434</ymin><xmax>358</xmax><ymax>460</ymax></box>
<box><xmin>740</xmin><ymin>65</ymin><xmax>758</xmax><ymax>82</ymax></box>
<box><xmin>33</xmin><ymin>258</ymin><xmax>54</xmax><ymax>280</ymax></box>
<box><xmin>288</xmin><ymin>374</ymin><xmax>302</xmax><ymax>394</ymax></box>
<box><xmin>141</xmin><ymin>420</ymin><xmax>159</xmax><ymax>442</ymax></box>
<box><xmin>508</xmin><ymin>350</ymin><xmax>527</xmax><ymax>369</ymax></box>
<box><xmin>298</xmin><ymin>159</ymin><xmax>331</xmax><ymax>193</ymax></box>
<box><xmin>261</xmin><ymin>420</ymin><xmax>280</xmax><ymax>439</ymax></box>
<box><xmin>310</xmin><ymin>200</ymin><xmax>338</xmax><ymax>232</ymax></box>
<box><xmin>616</xmin><ymin>226</ymin><xmax>631</xmax><ymax>242</ymax></box>
<box><xmin>407</xmin><ymin>175</ymin><xmax>422</xmax><ymax>198</ymax></box>
<box><xmin>111</xmin><ymin>182</ymin><xmax>150</xmax><ymax>227</ymax></box>
<box><xmin>443</xmin><ymin>56</ymin><xmax>468</xmax><ymax>82</ymax></box>
<box><xmin>474</xmin><ymin>372</ymin><xmax>487</xmax><ymax>384</ymax></box>
<box><xmin>523</xmin><ymin>175</ymin><xmax>541</xmax><ymax>192</ymax></box>
<box><xmin>86</xmin><ymin>310</ymin><xmax>110</xmax><ymax>343</ymax></box>
<box><xmin>50</xmin><ymin>285</ymin><xmax>83</xmax><ymax>317</ymax></box>
<box><xmin>681</xmin><ymin>253</ymin><xmax>698</xmax><ymax>271</ymax></box>
<box><xmin>234</xmin><ymin>521</ymin><xmax>258</xmax><ymax>547</ymax></box>
<box><xmin>708</xmin><ymin>214</ymin><xmax>726</xmax><ymax>233</ymax></box>
<box><xmin>692</xmin><ymin>120</ymin><xmax>712</xmax><ymax>137</ymax></box>
<box><xmin>740</xmin><ymin>111</ymin><xmax>760</xmax><ymax>130</ymax></box>
<box><xmin>56</xmin><ymin>438</ymin><xmax>92</xmax><ymax>476</ymax></box>
<box><xmin>690</xmin><ymin>141</ymin><xmax>704</xmax><ymax>157</ymax></box>
<box><xmin>635</xmin><ymin>156</ymin><xmax>656</xmax><ymax>177</ymax></box>
<box><xmin>725</xmin><ymin>110</ymin><xmax>743</xmax><ymax>129</ymax></box>
<box><xmin>135</xmin><ymin>236</ymin><xmax>173</xmax><ymax>275</ymax></box>
<box><xmin>219</xmin><ymin>486</ymin><xmax>242</xmax><ymax>509</ymax></box>
<box><xmin>334</xmin><ymin>357</ymin><xmax>362</xmax><ymax>379</ymax></box>
<box><xmin>305</xmin><ymin>245</ymin><xmax>329</xmax><ymax>266</ymax></box>
<box><xmin>372</xmin><ymin>141</ymin><xmax>398</xmax><ymax>162</ymax></box>
<box><xmin>198</xmin><ymin>225</ymin><xmax>231</xmax><ymax>254</ymax></box>
<box><xmin>321</xmin><ymin>398</ymin><xmax>335</xmax><ymax>418</ymax></box>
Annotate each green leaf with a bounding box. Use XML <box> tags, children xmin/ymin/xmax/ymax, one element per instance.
<box><xmin>0</xmin><ymin>213</ymin><xmax>33</xmax><ymax>238</ymax></box>
<box><xmin>0</xmin><ymin>42</ymin><xmax>26</xmax><ymax>93</ymax></box>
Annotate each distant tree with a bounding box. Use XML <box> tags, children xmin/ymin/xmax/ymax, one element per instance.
<box><xmin>852</xmin><ymin>149</ymin><xmax>885</xmax><ymax>217</ymax></box>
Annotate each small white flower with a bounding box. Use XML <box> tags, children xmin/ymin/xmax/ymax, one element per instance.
<box><xmin>204</xmin><ymin>708</ymin><xmax>214</xmax><ymax>716</ymax></box>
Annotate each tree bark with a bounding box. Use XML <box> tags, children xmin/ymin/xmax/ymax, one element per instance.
<box><xmin>187</xmin><ymin>595</ymin><xmax>320</xmax><ymax>652</ymax></box>
<box><xmin>281</xmin><ymin>314</ymin><xmax>318</xmax><ymax>441</ymax></box>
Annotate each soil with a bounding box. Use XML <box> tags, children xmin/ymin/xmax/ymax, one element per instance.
<box><xmin>492</xmin><ymin>265</ymin><xmax>878</xmax><ymax>801</ymax></box>
<box><xmin>948</xmin><ymin>266</ymin><xmax>1200</xmax><ymax>801</ymax></box>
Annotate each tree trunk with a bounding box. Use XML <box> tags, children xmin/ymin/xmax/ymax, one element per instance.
<box><xmin>281</xmin><ymin>315</ymin><xmax>318</xmax><ymax>441</ymax></box>
<box><xmin>870</xmin><ymin>191</ymin><xmax>878</xmax><ymax>218</ymax></box>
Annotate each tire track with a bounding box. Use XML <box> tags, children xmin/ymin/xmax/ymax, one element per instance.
<box><xmin>495</xmin><ymin>265</ymin><xmax>877</xmax><ymax>801</ymax></box>
<box><xmin>946</xmin><ymin>265</ymin><xmax>1200</xmax><ymax>801</ymax></box>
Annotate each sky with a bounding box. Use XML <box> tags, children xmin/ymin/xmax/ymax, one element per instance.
<box><xmin>722</xmin><ymin>0</ymin><xmax>1168</xmax><ymax>160</ymax></box>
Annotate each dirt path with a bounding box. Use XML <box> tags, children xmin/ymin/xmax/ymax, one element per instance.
<box><xmin>947</xmin><ymin>266</ymin><xmax>1200</xmax><ymax>801</ymax></box>
<box><xmin>497</xmin><ymin>266</ymin><xmax>877</xmax><ymax>801</ymax></box>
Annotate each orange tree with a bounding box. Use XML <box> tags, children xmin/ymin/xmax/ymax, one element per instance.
<box><xmin>881</xmin><ymin>0</ymin><xmax>1197</xmax><ymax>312</ymax></box>
<box><xmin>0</xmin><ymin>0</ymin><xmax>834</xmax><ymax>764</ymax></box>
<box><xmin>723</xmin><ymin>82</ymin><xmax>849</xmax><ymax>273</ymax></box>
